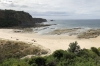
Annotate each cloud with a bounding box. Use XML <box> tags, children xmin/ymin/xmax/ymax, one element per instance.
<box><xmin>0</xmin><ymin>0</ymin><xmax>100</xmax><ymax>19</ymax></box>
<box><xmin>31</xmin><ymin>11</ymin><xmax>71</xmax><ymax>16</ymax></box>
<box><xmin>0</xmin><ymin>0</ymin><xmax>28</xmax><ymax>9</ymax></box>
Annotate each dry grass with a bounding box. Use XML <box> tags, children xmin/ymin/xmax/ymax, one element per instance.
<box><xmin>0</xmin><ymin>39</ymin><xmax>48</xmax><ymax>61</ymax></box>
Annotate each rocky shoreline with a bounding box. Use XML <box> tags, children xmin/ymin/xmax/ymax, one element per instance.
<box><xmin>12</xmin><ymin>26</ymin><xmax>100</xmax><ymax>39</ymax></box>
<box><xmin>47</xmin><ymin>28</ymin><xmax>81</xmax><ymax>35</ymax></box>
<box><xmin>46</xmin><ymin>28</ymin><xmax>100</xmax><ymax>39</ymax></box>
<box><xmin>77</xmin><ymin>29</ymin><xmax>100</xmax><ymax>39</ymax></box>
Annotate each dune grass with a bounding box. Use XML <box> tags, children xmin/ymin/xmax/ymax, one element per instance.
<box><xmin>0</xmin><ymin>39</ymin><xmax>48</xmax><ymax>62</ymax></box>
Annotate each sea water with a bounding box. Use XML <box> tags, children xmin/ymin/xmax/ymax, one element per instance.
<box><xmin>45</xmin><ymin>19</ymin><xmax>100</xmax><ymax>28</ymax></box>
<box><xmin>35</xmin><ymin>19</ymin><xmax>100</xmax><ymax>34</ymax></box>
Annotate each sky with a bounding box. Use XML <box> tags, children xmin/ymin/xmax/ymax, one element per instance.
<box><xmin>0</xmin><ymin>0</ymin><xmax>100</xmax><ymax>19</ymax></box>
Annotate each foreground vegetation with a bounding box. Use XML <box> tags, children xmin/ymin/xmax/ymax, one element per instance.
<box><xmin>0</xmin><ymin>39</ymin><xmax>48</xmax><ymax>63</ymax></box>
<box><xmin>0</xmin><ymin>41</ymin><xmax>100</xmax><ymax>66</ymax></box>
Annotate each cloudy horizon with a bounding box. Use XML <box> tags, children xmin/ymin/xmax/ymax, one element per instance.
<box><xmin>0</xmin><ymin>0</ymin><xmax>100</xmax><ymax>19</ymax></box>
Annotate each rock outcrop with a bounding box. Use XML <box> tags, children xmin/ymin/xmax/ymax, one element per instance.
<box><xmin>0</xmin><ymin>9</ymin><xmax>47</xmax><ymax>27</ymax></box>
<box><xmin>77</xmin><ymin>29</ymin><xmax>100</xmax><ymax>39</ymax></box>
<box><xmin>33</xmin><ymin>18</ymin><xmax>47</xmax><ymax>23</ymax></box>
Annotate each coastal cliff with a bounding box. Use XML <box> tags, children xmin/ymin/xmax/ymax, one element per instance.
<box><xmin>33</xmin><ymin>18</ymin><xmax>47</xmax><ymax>23</ymax></box>
<box><xmin>0</xmin><ymin>9</ymin><xmax>47</xmax><ymax>27</ymax></box>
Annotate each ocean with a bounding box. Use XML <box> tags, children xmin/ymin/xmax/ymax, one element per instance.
<box><xmin>34</xmin><ymin>19</ymin><xmax>100</xmax><ymax>34</ymax></box>
<box><xmin>44</xmin><ymin>19</ymin><xmax>100</xmax><ymax>29</ymax></box>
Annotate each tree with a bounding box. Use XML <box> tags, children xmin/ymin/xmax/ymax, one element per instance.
<box><xmin>68</xmin><ymin>41</ymin><xmax>80</xmax><ymax>53</ymax></box>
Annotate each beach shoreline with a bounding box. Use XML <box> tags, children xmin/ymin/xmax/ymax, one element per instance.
<box><xmin>0</xmin><ymin>28</ymin><xmax>100</xmax><ymax>54</ymax></box>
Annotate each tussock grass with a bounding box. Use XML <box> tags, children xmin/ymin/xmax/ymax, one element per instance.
<box><xmin>0</xmin><ymin>39</ymin><xmax>48</xmax><ymax>62</ymax></box>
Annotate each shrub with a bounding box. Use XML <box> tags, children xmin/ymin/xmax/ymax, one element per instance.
<box><xmin>0</xmin><ymin>58</ymin><xmax>29</xmax><ymax>66</ymax></box>
<box><xmin>53</xmin><ymin>50</ymin><xmax>65</xmax><ymax>60</ymax></box>
<box><xmin>46</xmin><ymin>55</ymin><xmax>57</xmax><ymax>66</ymax></box>
<box><xmin>1</xmin><ymin>41</ymin><xmax>100</xmax><ymax>66</ymax></box>
<box><xmin>64</xmin><ymin>52</ymin><xmax>76</xmax><ymax>59</ymax></box>
<box><xmin>68</xmin><ymin>41</ymin><xmax>80</xmax><ymax>53</ymax></box>
<box><xmin>28</xmin><ymin>57</ymin><xmax>46</xmax><ymax>66</ymax></box>
<box><xmin>91</xmin><ymin>47</ymin><xmax>100</xmax><ymax>56</ymax></box>
<box><xmin>57</xmin><ymin>61</ymin><xmax>68</xmax><ymax>66</ymax></box>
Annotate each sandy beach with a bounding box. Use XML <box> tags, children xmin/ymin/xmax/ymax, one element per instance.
<box><xmin>0</xmin><ymin>29</ymin><xmax>100</xmax><ymax>54</ymax></box>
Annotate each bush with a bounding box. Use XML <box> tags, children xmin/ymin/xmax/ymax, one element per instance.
<box><xmin>46</xmin><ymin>55</ymin><xmax>57</xmax><ymax>66</ymax></box>
<box><xmin>47</xmin><ymin>61</ymin><xmax>57</xmax><ymax>66</ymax></box>
<box><xmin>28</xmin><ymin>57</ymin><xmax>46</xmax><ymax>66</ymax></box>
<box><xmin>64</xmin><ymin>52</ymin><xmax>76</xmax><ymax>59</ymax></box>
<box><xmin>57</xmin><ymin>60</ymin><xmax>68</xmax><ymax>66</ymax></box>
<box><xmin>91</xmin><ymin>47</ymin><xmax>100</xmax><ymax>56</ymax></box>
<box><xmin>68</xmin><ymin>41</ymin><xmax>80</xmax><ymax>53</ymax></box>
<box><xmin>1</xmin><ymin>41</ymin><xmax>100</xmax><ymax>66</ymax></box>
<box><xmin>53</xmin><ymin>50</ymin><xmax>65</xmax><ymax>60</ymax></box>
<box><xmin>0</xmin><ymin>58</ymin><xmax>29</xmax><ymax>66</ymax></box>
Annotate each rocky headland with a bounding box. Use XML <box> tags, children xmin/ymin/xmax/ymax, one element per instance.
<box><xmin>0</xmin><ymin>9</ymin><xmax>47</xmax><ymax>28</ymax></box>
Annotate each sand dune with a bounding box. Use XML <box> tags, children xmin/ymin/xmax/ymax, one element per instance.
<box><xmin>0</xmin><ymin>29</ymin><xmax>100</xmax><ymax>54</ymax></box>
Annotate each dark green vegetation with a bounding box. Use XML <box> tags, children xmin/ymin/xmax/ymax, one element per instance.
<box><xmin>0</xmin><ymin>9</ymin><xmax>47</xmax><ymax>28</ymax></box>
<box><xmin>0</xmin><ymin>39</ymin><xmax>48</xmax><ymax>63</ymax></box>
<box><xmin>0</xmin><ymin>41</ymin><xmax>100</xmax><ymax>66</ymax></box>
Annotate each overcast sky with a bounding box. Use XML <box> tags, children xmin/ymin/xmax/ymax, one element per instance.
<box><xmin>0</xmin><ymin>0</ymin><xmax>100</xmax><ymax>19</ymax></box>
